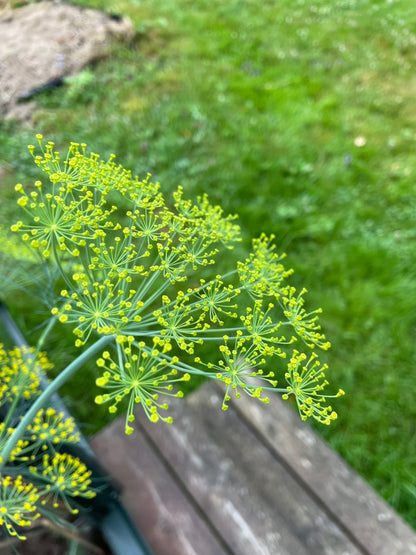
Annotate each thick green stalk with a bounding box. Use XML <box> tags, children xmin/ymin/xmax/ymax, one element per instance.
<box><xmin>0</xmin><ymin>334</ymin><xmax>114</xmax><ymax>472</ymax></box>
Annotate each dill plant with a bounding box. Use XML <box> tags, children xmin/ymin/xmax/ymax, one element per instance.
<box><xmin>0</xmin><ymin>344</ymin><xmax>95</xmax><ymax>540</ymax></box>
<box><xmin>0</xmin><ymin>135</ymin><xmax>344</xmax><ymax>542</ymax></box>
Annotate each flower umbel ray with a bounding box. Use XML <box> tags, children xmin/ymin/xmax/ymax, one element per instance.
<box><xmin>281</xmin><ymin>287</ymin><xmax>331</xmax><ymax>350</ymax></box>
<box><xmin>13</xmin><ymin>179</ymin><xmax>111</xmax><ymax>260</ymax></box>
<box><xmin>283</xmin><ymin>350</ymin><xmax>345</xmax><ymax>425</ymax></box>
<box><xmin>194</xmin><ymin>276</ymin><xmax>240</xmax><ymax>325</ymax></box>
<box><xmin>154</xmin><ymin>291</ymin><xmax>208</xmax><ymax>353</ymax></box>
<box><xmin>238</xmin><ymin>233</ymin><xmax>293</xmax><ymax>298</ymax></box>
<box><xmin>240</xmin><ymin>300</ymin><xmax>291</xmax><ymax>350</ymax></box>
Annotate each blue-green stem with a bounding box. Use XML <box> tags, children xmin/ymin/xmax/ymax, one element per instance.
<box><xmin>0</xmin><ymin>334</ymin><xmax>114</xmax><ymax>473</ymax></box>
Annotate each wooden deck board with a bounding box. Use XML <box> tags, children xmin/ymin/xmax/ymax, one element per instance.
<box><xmin>137</xmin><ymin>384</ymin><xmax>361</xmax><ymax>555</ymax></box>
<box><xmin>91</xmin><ymin>382</ymin><xmax>416</xmax><ymax>555</ymax></box>
<box><xmin>226</xmin><ymin>382</ymin><xmax>416</xmax><ymax>555</ymax></box>
<box><xmin>91</xmin><ymin>418</ymin><xmax>229</xmax><ymax>555</ymax></box>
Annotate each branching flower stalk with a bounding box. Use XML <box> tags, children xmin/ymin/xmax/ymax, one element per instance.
<box><xmin>0</xmin><ymin>136</ymin><xmax>344</xmax><ymax>541</ymax></box>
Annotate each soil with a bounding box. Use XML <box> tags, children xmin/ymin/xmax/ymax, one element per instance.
<box><xmin>0</xmin><ymin>517</ymin><xmax>112</xmax><ymax>554</ymax></box>
<box><xmin>0</xmin><ymin>0</ymin><xmax>134</xmax><ymax>121</ymax></box>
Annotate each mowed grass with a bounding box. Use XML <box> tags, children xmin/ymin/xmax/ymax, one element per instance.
<box><xmin>1</xmin><ymin>0</ymin><xmax>416</xmax><ymax>527</ymax></box>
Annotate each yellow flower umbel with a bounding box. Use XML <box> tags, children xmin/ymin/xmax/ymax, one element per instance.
<box><xmin>195</xmin><ymin>333</ymin><xmax>278</xmax><ymax>410</ymax></box>
<box><xmin>0</xmin><ymin>338</ymin><xmax>97</xmax><ymax>537</ymax></box>
<box><xmin>30</xmin><ymin>453</ymin><xmax>95</xmax><ymax>514</ymax></box>
<box><xmin>237</xmin><ymin>233</ymin><xmax>293</xmax><ymax>299</ymax></box>
<box><xmin>95</xmin><ymin>337</ymin><xmax>190</xmax><ymax>432</ymax></box>
<box><xmin>9</xmin><ymin>137</ymin><xmax>344</xmax><ymax>432</ymax></box>
<box><xmin>25</xmin><ymin>408</ymin><xmax>80</xmax><ymax>452</ymax></box>
<box><xmin>0</xmin><ymin>345</ymin><xmax>52</xmax><ymax>407</ymax></box>
<box><xmin>0</xmin><ymin>475</ymin><xmax>39</xmax><ymax>540</ymax></box>
<box><xmin>281</xmin><ymin>287</ymin><xmax>331</xmax><ymax>350</ymax></box>
<box><xmin>283</xmin><ymin>350</ymin><xmax>345</xmax><ymax>424</ymax></box>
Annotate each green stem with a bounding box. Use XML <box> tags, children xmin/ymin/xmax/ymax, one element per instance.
<box><xmin>33</xmin><ymin>315</ymin><xmax>59</xmax><ymax>354</ymax></box>
<box><xmin>1</xmin><ymin>395</ymin><xmax>21</xmax><ymax>437</ymax></box>
<box><xmin>0</xmin><ymin>334</ymin><xmax>114</xmax><ymax>473</ymax></box>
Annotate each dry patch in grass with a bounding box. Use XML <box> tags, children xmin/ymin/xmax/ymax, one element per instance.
<box><xmin>0</xmin><ymin>0</ymin><xmax>134</xmax><ymax>121</ymax></box>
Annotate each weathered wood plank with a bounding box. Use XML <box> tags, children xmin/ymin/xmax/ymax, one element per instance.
<box><xmin>221</xmin><ymin>382</ymin><xmax>416</xmax><ymax>555</ymax></box>
<box><xmin>92</xmin><ymin>381</ymin><xmax>416</xmax><ymax>555</ymax></box>
<box><xmin>135</xmin><ymin>384</ymin><xmax>363</xmax><ymax>555</ymax></box>
<box><xmin>91</xmin><ymin>419</ymin><xmax>229</xmax><ymax>555</ymax></box>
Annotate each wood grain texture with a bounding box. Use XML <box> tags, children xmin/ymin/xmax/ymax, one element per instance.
<box><xmin>223</xmin><ymin>382</ymin><xmax>416</xmax><ymax>555</ymax></box>
<box><xmin>91</xmin><ymin>381</ymin><xmax>416</xmax><ymax>555</ymax></box>
<box><xmin>135</xmin><ymin>385</ymin><xmax>362</xmax><ymax>555</ymax></box>
<box><xmin>91</xmin><ymin>419</ymin><xmax>229</xmax><ymax>555</ymax></box>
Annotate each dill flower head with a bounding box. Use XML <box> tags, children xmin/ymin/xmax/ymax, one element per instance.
<box><xmin>10</xmin><ymin>138</ymin><xmax>343</xmax><ymax>430</ymax></box>
<box><xmin>0</xmin><ymin>475</ymin><xmax>39</xmax><ymax>540</ymax></box>
<box><xmin>0</xmin><ymin>424</ymin><xmax>31</xmax><ymax>463</ymax></box>
<box><xmin>25</xmin><ymin>408</ymin><xmax>80</xmax><ymax>451</ymax></box>
<box><xmin>283</xmin><ymin>350</ymin><xmax>345</xmax><ymax>424</ymax></box>
<box><xmin>95</xmin><ymin>337</ymin><xmax>189</xmax><ymax>433</ymax></box>
<box><xmin>0</xmin><ymin>345</ymin><xmax>52</xmax><ymax>407</ymax></box>
<box><xmin>30</xmin><ymin>452</ymin><xmax>95</xmax><ymax>514</ymax></box>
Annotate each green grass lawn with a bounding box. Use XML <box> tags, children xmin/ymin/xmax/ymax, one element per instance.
<box><xmin>1</xmin><ymin>0</ymin><xmax>416</xmax><ymax>528</ymax></box>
